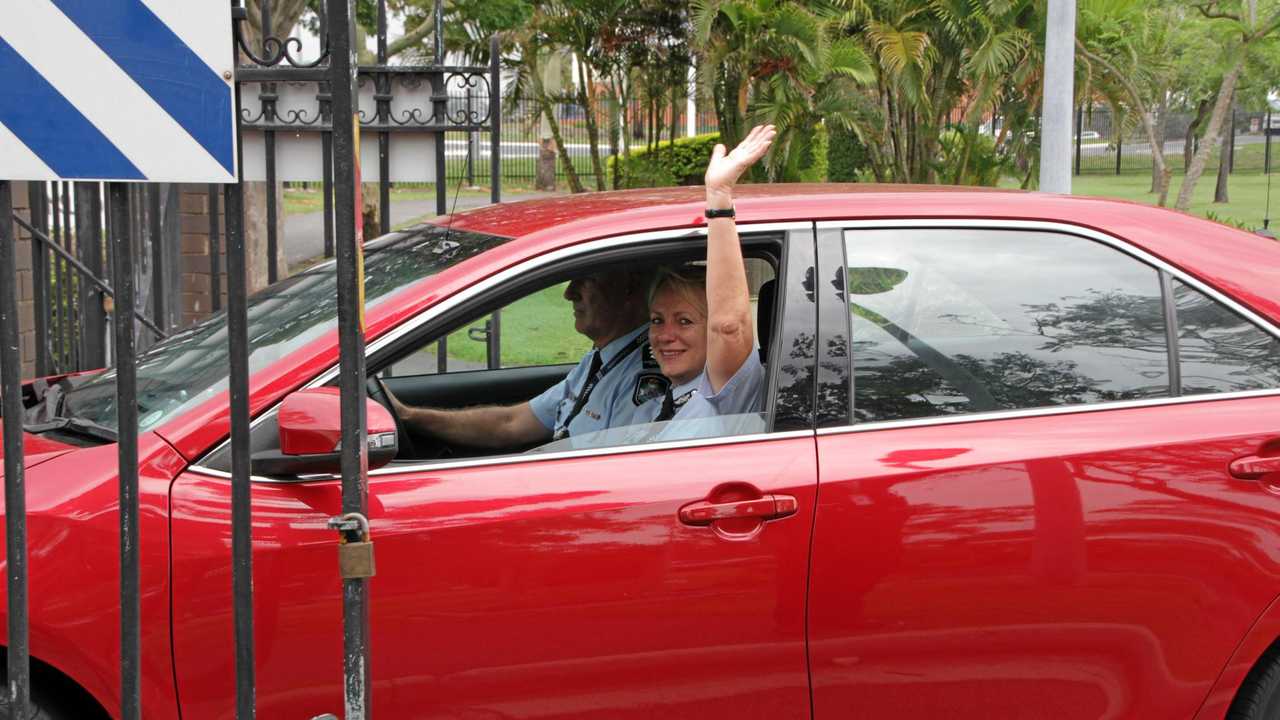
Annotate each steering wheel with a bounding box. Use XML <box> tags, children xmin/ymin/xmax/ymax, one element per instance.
<box><xmin>365</xmin><ymin>374</ymin><xmax>420</xmax><ymax>460</ymax></box>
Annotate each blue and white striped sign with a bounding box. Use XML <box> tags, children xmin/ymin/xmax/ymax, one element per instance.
<box><xmin>0</xmin><ymin>1</ymin><xmax>236</xmax><ymax>183</ymax></box>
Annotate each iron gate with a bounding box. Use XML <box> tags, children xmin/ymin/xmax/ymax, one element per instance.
<box><xmin>0</xmin><ymin>0</ymin><xmax>502</xmax><ymax>717</ymax></box>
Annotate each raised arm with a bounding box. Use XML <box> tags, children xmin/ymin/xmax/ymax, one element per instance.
<box><xmin>703</xmin><ymin>124</ymin><xmax>775</xmax><ymax>393</ymax></box>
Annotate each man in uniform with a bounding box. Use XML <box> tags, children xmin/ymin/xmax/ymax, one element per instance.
<box><xmin>388</xmin><ymin>268</ymin><xmax>663</xmax><ymax>450</ymax></box>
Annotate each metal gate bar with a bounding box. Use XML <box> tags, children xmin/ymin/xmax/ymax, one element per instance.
<box><xmin>27</xmin><ymin>182</ymin><xmax>48</xmax><ymax>377</ymax></box>
<box><xmin>226</xmin><ymin>8</ymin><xmax>257</xmax><ymax>716</ymax></box>
<box><xmin>10</xmin><ymin>213</ymin><xmax>167</xmax><ymax>340</ymax></box>
<box><xmin>1</xmin><ymin>179</ymin><xmax>32</xmax><ymax>720</ymax></box>
<box><xmin>326</xmin><ymin>1</ymin><xmax>373</xmax><ymax>716</ymax></box>
<box><xmin>76</xmin><ymin>182</ymin><xmax>106</xmax><ymax>369</ymax></box>
<box><xmin>107</xmin><ymin>181</ymin><xmax>142</xmax><ymax>720</ymax></box>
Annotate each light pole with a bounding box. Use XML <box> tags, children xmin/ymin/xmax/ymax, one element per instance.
<box><xmin>1039</xmin><ymin>0</ymin><xmax>1077</xmax><ymax>193</ymax></box>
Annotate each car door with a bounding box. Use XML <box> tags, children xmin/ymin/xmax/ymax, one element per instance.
<box><xmin>168</xmin><ymin>226</ymin><xmax>821</xmax><ymax>719</ymax></box>
<box><xmin>808</xmin><ymin>222</ymin><xmax>1280</xmax><ymax>719</ymax></box>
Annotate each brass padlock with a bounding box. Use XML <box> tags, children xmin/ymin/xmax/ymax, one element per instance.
<box><xmin>339</xmin><ymin>537</ymin><xmax>376</xmax><ymax>579</ymax></box>
<box><xmin>329</xmin><ymin>512</ymin><xmax>376</xmax><ymax>580</ymax></box>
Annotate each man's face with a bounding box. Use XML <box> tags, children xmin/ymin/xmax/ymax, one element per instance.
<box><xmin>564</xmin><ymin>274</ymin><xmax>624</xmax><ymax>346</ymax></box>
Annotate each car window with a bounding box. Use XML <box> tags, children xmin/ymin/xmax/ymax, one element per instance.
<box><xmin>373</xmin><ymin>252</ymin><xmax>779</xmax><ymax>463</ymax></box>
<box><xmin>385</xmin><ymin>259</ymin><xmax>777</xmax><ymax>376</ymax></box>
<box><xmin>385</xmin><ymin>282</ymin><xmax>592</xmax><ymax>375</ymax></box>
<box><xmin>1172</xmin><ymin>279</ymin><xmax>1280</xmax><ymax>394</ymax></box>
<box><xmin>844</xmin><ymin>228</ymin><xmax>1171</xmax><ymax>423</ymax></box>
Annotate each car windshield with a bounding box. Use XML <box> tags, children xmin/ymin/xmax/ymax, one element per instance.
<box><xmin>58</xmin><ymin>225</ymin><xmax>508</xmax><ymax>433</ymax></box>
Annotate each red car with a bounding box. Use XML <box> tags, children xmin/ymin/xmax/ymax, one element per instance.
<box><xmin>3</xmin><ymin>184</ymin><xmax>1280</xmax><ymax>719</ymax></box>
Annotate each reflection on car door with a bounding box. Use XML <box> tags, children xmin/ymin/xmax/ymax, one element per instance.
<box><xmin>808</xmin><ymin>223</ymin><xmax>1280</xmax><ymax>719</ymax></box>
<box><xmin>169</xmin><ymin>435</ymin><xmax>817</xmax><ymax>719</ymax></box>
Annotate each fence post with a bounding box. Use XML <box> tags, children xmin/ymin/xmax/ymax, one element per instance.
<box><xmin>327</xmin><ymin>1</ymin><xmax>373</xmax><ymax>718</ymax></box>
<box><xmin>1074</xmin><ymin>106</ymin><xmax>1083</xmax><ymax>176</ymax></box>
<box><xmin>466</xmin><ymin>88</ymin><xmax>476</xmax><ymax>187</ymax></box>
<box><xmin>76</xmin><ymin>182</ymin><xmax>106</xmax><ymax>368</ymax></box>
<box><xmin>1115</xmin><ymin>135</ymin><xmax>1122</xmax><ymax>176</ymax></box>
<box><xmin>1266</xmin><ymin>110</ymin><xmax>1273</xmax><ymax>175</ymax></box>
<box><xmin>107</xmin><ymin>181</ymin><xmax>141</xmax><ymax>720</ymax></box>
<box><xmin>490</xmin><ymin>35</ymin><xmax>501</xmax><ymax>204</ymax></box>
<box><xmin>1228</xmin><ymin>108</ymin><xmax>1236</xmax><ymax>174</ymax></box>
<box><xmin>1</xmin><ymin>179</ymin><xmax>32</xmax><ymax>720</ymax></box>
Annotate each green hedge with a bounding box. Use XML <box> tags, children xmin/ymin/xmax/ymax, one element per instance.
<box><xmin>827</xmin><ymin>123</ymin><xmax>868</xmax><ymax>182</ymax></box>
<box><xmin>609</xmin><ymin>133</ymin><xmax>723</xmax><ymax>189</ymax></box>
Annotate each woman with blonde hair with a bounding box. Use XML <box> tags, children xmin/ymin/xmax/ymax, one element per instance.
<box><xmin>646</xmin><ymin>124</ymin><xmax>775</xmax><ymax>426</ymax></box>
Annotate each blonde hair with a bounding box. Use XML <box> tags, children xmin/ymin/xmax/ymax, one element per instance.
<box><xmin>648</xmin><ymin>265</ymin><xmax>708</xmax><ymax>318</ymax></box>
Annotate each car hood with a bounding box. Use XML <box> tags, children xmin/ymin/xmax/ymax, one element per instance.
<box><xmin>0</xmin><ymin>418</ymin><xmax>79</xmax><ymax>474</ymax></box>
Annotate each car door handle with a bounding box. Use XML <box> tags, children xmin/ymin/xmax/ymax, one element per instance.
<box><xmin>679</xmin><ymin>495</ymin><xmax>798</xmax><ymax>526</ymax></box>
<box><xmin>1230</xmin><ymin>455</ymin><xmax>1280</xmax><ymax>479</ymax></box>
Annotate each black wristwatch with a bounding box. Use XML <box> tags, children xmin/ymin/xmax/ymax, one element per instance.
<box><xmin>704</xmin><ymin>206</ymin><xmax>736</xmax><ymax>219</ymax></box>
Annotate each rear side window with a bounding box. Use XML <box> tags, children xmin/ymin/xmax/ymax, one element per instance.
<box><xmin>1173</xmin><ymin>279</ymin><xmax>1280</xmax><ymax>394</ymax></box>
<box><xmin>844</xmin><ymin>229</ymin><xmax>1171</xmax><ymax>422</ymax></box>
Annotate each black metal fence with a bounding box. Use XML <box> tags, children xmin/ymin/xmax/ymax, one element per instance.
<box><xmin>1070</xmin><ymin>106</ymin><xmax>1275</xmax><ymax>176</ymax></box>
<box><xmin>443</xmin><ymin>95</ymin><xmax>719</xmax><ymax>187</ymax></box>
<box><xmin>0</xmin><ymin>1</ymin><xmax>501</xmax><ymax>719</ymax></box>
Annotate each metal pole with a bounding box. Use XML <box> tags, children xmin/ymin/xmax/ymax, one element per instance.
<box><xmin>108</xmin><ymin>181</ymin><xmax>140</xmax><ymax>720</ymax></box>
<box><xmin>0</xmin><ymin>179</ymin><xmax>32</xmax><ymax>720</ymax></box>
<box><xmin>1229</xmin><ymin>107</ymin><xmax>1236</xmax><ymax>174</ymax></box>
<box><xmin>148</xmin><ymin>186</ymin><xmax>164</xmax><ymax>333</ymax></box>
<box><xmin>377</xmin><ymin>0</ymin><xmax>391</xmax><ymax>236</ymax></box>
<box><xmin>488</xmin><ymin>311</ymin><xmax>501</xmax><ymax>369</ymax></box>
<box><xmin>1039</xmin><ymin>0</ymin><xmax>1076</xmax><ymax>192</ymax></box>
<box><xmin>327</xmin><ymin>1</ymin><xmax>372</xmax><ymax>717</ymax></box>
<box><xmin>319</xmin><ymin>1</ymin><xmax>336</xmax><ymax>259</ymax></box>
<box><xmin>434</xmin><ymin>0</ymin><xmax>446</xmax><ymax>215</ymax></box>
<box><xmin>490</xmin><ymin>36</ymin><xmax>501</xmax><ymax>205</ymax></box>
<box><xmin>227</xmin><ymin>8</ymin><xmax>256</xmax><ymax>714</ymax></box>
<box><xmin>466</xmin><ymin>88</ymin><xmax>476</xmax><ymax>187</ymax></box>
<box><xmin>261</xmin><ymin>0</ymin><xmax>278</xmax><ymax>284</ymax></box>
<box><xmin>27</xmin><ymin>182</ymin><xmax>48</xmax><ymax>377</ymax></box>
<box><xmin>61</xmin><ymin>183</ymin><xmax>75</xmax><ymax>369</ymax></box>
<box><xmin>77</xmin><ymin>182</ymin><xmax>105</xmax><ymax>368</ymax></box>
<box><xmin>1115</xmin><ymin>135</ymin><xmax>1122</xmax><ymax>176</ymax></box>
<box><xmin>1074</xmin><ymin>106</ymin><xmax>1083</xmax><ymax>177</ymax></box>
<box><xmin>1266</xmin><ymin>110</ymin><xmax>1273</xmax><ymax>175</ymax></box>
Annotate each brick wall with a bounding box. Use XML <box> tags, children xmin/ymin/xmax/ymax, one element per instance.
<box><xmin>10</xmin><ymin>182</ymin><xmax>36</xmax><ymax>379</ymax></box>
<box><xmin>178</xmin><ymin>185</ymin><xmax>224</xmax><ymax>328</ymax></box>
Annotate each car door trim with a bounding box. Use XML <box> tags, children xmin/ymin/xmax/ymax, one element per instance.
<box><xmin>188</xmin><ymin>429</ymin><xmax>817</xmax><ymax>482</ymax></box>
<box><xmin>187</xmin><ymin>221</ymin><xmax>816</xmax><ymax>482</ymax></box>
<box><xmin>813</xmin><ymin>387</ymin><xmax>1280</xmax><ymax>437</ymax></box>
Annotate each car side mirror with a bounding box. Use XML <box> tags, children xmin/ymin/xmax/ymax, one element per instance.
<box><xmin>251</xmin><ymin>388</ymin><xmax>398</xmax><ymax>477</ymax></box>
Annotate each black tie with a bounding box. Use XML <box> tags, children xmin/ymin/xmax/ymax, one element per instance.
<box><xmin>585</xmin><ymin>350</ymin><xmax>602</xmax><ymax>383</ymax></box>
<box><xmin>655</xmin><ymin>388</ymin><xmax>676</xmax><ymax>422</ymax></box>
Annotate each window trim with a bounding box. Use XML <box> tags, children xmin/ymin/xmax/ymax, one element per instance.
<box><xmin>818</xmin><ymin>218</ymin><xmax>1280</xmax><ymax>436</ymax></box>
<box><xmin>187</xmin><ymin>221</ymin><xmax>816</xmax><ymax>482</ymax></box>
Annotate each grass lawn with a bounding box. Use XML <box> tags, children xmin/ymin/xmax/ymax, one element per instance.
<box><xmin>401</xmin><ymin>283</ymin><xmax>592</xmax><ymax>369</ymax></box>
<box><xmin>1066</xmin><ymin>171</ymin><xmax>1280</xmax><ymax>231</ymax></box>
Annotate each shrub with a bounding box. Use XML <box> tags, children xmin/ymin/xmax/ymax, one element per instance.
<box><xmin>936</xmin><ymin>128</ymin><xmax>1010</xmax><ymax>186</ymax></box>
<box><xmin>827</xmin><ymin>123</ymin><xmax>869</xmax><ymax>182</ymax></box>
<box><xmin>796</xmin><ymin>123</ymin><xmax>829</xmax><ymax>183</ymax></box>
<box><xmin>609</xmin><ymin>133</ymin><xmax>723</xmax><ymax>189</ymax></box>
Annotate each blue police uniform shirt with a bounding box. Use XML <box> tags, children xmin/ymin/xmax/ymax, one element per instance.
<box><xmin>528</xmin><ymin>324</ymin><xmax>652</xmax><ymax>437</ymax></box>
<box><xmin>618</xmin><ymin>348</ymin><xmax>766</xmax><ymax>443</ymax></box>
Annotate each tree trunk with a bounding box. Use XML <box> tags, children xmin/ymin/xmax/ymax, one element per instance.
<box><xmin>1075</xmin><ymin>39</ymin><xmax>1173</xmax><ymax>205</ymax></box>
<box><xmin>577</xmin><ymin>61</ymin><xmax>606</xmax><ymax>191</ymax></box>
<box><xmin>1185</xmin><ymin>99</ymin><xmax>1211</xmax><ymax>173</ymax></box>
<box><xmin>1151</xmin><ymin>96</ymin><xmax>1168</xmax><ymax>193</ymax></box>
<box><xmin>1214</xmin><ymin>96</ymin><xmax>1234</xmax><ymax>204</ymax></box>
<box><xmin>1176</xmin><ymin>58</ymin><xmax>1244</xmax><ymax>211</ymax></box>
